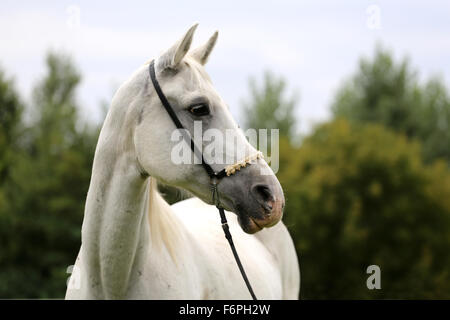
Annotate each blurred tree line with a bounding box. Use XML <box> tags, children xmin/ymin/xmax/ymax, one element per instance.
<box><xmin>0</xmin><ymin>53</ymin><xmax>98</xmax><ymax>297</ymax></box>
<box><xmin>0</xmin><ymin>46</ymin><xmax>449</xmax><ymax>298</ymax></box>
<box><xmin>244</xmin><ymin>46</ymin><xmax>450</xmax><ymax>299</ymax></box>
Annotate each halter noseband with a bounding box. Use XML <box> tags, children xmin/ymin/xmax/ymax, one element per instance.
<box><xmin>149</xmin><ymin>60</ymin><xmax>258</xmax><ymax>300</ymax></box>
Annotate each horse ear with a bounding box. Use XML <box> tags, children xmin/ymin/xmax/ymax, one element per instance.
<box><xmin>158</xmin><ymin>23</ymin><xmax>198</xmax><ymax>70</ymax></box>
<box><xmin>190</xmin><ymin>31</ymin><xmax>218</xmax><ymax>65</ymax></box>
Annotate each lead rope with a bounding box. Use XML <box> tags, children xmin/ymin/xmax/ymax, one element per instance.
<box><xmin>211</xmin><ymin>177</ymin><xmax>257</xmax><ymax>300</ymax></box>
<box><xmin>149</xmin><ymin>60</ymin><xmax>257</xmax><ymax>300</ymax></box>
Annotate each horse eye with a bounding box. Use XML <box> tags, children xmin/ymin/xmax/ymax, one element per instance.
<box><xmin>188</xmin><ymin>104</ymin><xmax>210</xmax><ymax>116</ymax></box>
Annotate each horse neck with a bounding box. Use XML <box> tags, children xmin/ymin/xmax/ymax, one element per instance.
<box><xmin>80</xmin><ymin>92</ymin><xmax>151</xmax><ymax>298</ymax></box>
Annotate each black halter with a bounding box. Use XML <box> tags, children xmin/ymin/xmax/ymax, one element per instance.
<box><xmin>149</xmin><ymin>60</ymin><xmax>257</xmax><ymax>300</ymax></box>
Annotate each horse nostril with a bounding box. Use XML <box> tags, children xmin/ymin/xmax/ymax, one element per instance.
<box><xmin>255</xmin><ymin>185</ymin><xmax>272</xmax><ymax>201</ymax></box>
<box><xmin>252</xmin><ymin>184</ymin><xmax>274</xmax><ymax>211</ymax></box>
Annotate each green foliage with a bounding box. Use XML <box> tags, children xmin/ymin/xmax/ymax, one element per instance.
<box><xmin>0</xmin><ymin>71</ymin><xmax>24</xmax><ymax>283</ymax></box>
<box><xmin>332</xmin><ymin>46</ymin><xmax>450</xmax><ymax>164</ymax></box>
<box><xmin>278</xmin><ymin>119</ymin><xmax>450</xmax><ymax>299</ymax></box>
<box><xmin>0</xmin><ymin>53</ymin><xmax>99</xmax><ymax>298</ymax></box>
<box><xmin>32</xmin><ymin>53</ymin><xmax>81</xmax><ymax>148</ymax></box>
<box><xmin>241</xmin><ymin>60</ymin><xmax>450</xmax><ymax>299</ymax></box>
<box><xmin>242</xmin><ymin>71</ymin><xmax>298</xmax><ymax>141</ymax></box>
<box><xmin>0</xmin><ymin>70</ymin><xmax>23</xmax><ymax>211</ymax></box>
<box><xmin>1</xmin><ymin>45</ymin><xmax>450</xmax><ymax>300</ymax></box>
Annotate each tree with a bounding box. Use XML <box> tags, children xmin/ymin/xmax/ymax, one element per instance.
<box><xmin>32</xmin><ymin>53</ymin><xmax>81</xmax><ymax>150</ymax></box>
<box><xmin>0</xmin><ymin>69</ymin><xmax>23</xmax><ymax>208</ymax></box>
<box><xmin>242</xmin><ymin>71</ymin><xmax>298</xmax><ymax>141</ymax></box>
<box><xmin>0</xmin><ymin>70</ymin><xmax>24</xmax><ymax>294</ymax></box>
<box><xmin>332</xmin><ymin>46</ymin><xmax>450</xmax><ymax>164</ymax></box>
<box><xmin>416</xmin><ymin>78</ymin><xmax>450</xmax><ymax>164</ymax></box>
<box><xmin>278</xmin><ymin>119</ymin><xmax>450</xmax><ymax>299</ymax></box>
<box><xmin>0</xmin><ymin>53</ymin><xmax>99</xmax><ymax>298</ymax></box>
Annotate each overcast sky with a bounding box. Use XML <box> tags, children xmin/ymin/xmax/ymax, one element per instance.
<box><xmin>1</xmin><ymin>0</ymin><xmax>450</xmax><ymax>134</ymax></box>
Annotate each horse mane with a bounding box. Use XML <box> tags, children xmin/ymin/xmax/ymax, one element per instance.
<box><xmin>147</xmin><ymin>177</ymin><xmax>181</xmax><ymax>265</ymax></box>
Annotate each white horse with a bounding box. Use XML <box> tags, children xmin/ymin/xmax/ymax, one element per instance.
<box><xmin>65</xmin><ymin>24</ymin><xmax>300</xmax><ymax>299</ymax></box>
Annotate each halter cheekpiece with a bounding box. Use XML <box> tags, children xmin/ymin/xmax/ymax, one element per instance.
<box><xmin>149</xmin><ymin>60</ymin><xmax>258</xmax><ymax>300</ymax></box>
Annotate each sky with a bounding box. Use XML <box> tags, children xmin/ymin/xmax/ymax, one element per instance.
<box><xmin>1</xmin><ymin>0</ymin><xmax>450</xmax><ymax>134</ymax></box>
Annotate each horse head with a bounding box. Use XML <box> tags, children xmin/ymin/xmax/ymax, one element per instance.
<box><xmin>129</xmin><ymin>24</ymin><xmax>285</xmax><ymax>234</ymax></box>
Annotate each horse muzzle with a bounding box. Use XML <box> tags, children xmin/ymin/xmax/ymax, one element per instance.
<box><xmin>236</xmin><ymin>178</ymin><xmax>285</xmax><ymax>234</ymax></box>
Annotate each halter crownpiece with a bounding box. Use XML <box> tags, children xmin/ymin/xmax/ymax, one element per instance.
<box><xmin>149</xmin><ymin>59</ymin><xmax>258</xmax><ymax>300</ymax></box>
<box><xmin>225</xmin><ymin>151</ymin><xmax>264</xmax><ymax>176</ymax></box>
